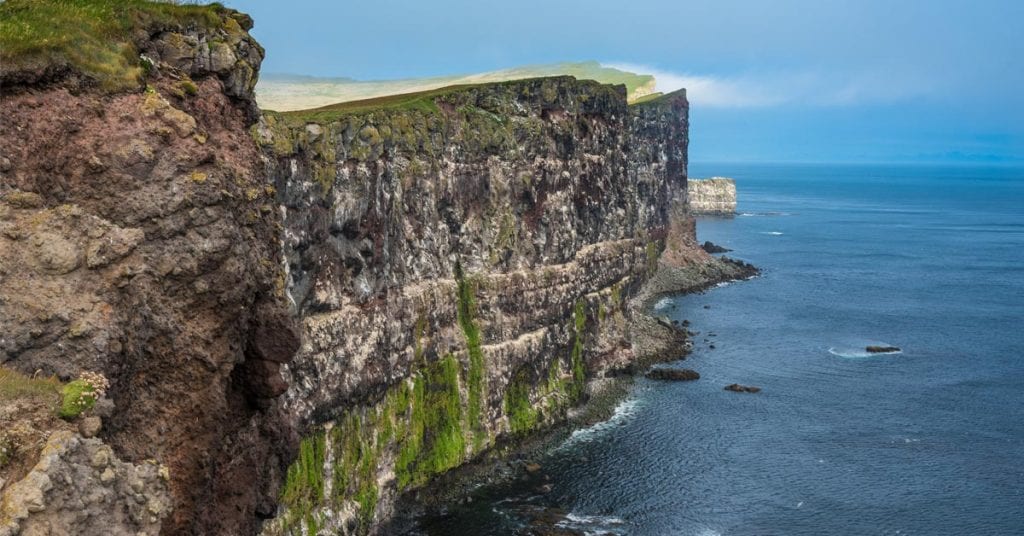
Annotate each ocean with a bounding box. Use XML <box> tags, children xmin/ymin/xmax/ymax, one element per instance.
<box><xmin>413</xmin><ymin>163</ymin><xmax>1024</xmax><ymax>535</ymax></box>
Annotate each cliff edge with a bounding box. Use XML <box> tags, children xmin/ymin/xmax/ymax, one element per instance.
<box><xmin>1</xmin><ymin>3</ymin><xmax>751</xmax><ymax>535</ymax></box>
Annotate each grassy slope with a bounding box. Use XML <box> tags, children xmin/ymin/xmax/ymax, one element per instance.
<box><xmin>0</xmin><ymin>0</ymin><xmax>225</xmax><ymax>90</ymax></box>
<box><xmin>258</xmin><ymin>61</ymin><xmax>657</xmax><ymax>111</ymax></box>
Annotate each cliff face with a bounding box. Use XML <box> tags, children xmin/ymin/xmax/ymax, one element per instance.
<box><xmin>687</xmin><ymin>177</ymin><xmax>737</xmax><ymax>215</ymax></box>
<box><xmin>0</xmin><ymin>6</ymin><xmax>298</xmax><ymax>535</ymax></box>
<box><xmin>1</xmin><ymin>5</ymin><xmax>744</xmax><ymax>536</ymax></box>
<box><xmin>254</xmin><ymin>79</ymin><xmax>693</xmax><ymax>533</ymax></box>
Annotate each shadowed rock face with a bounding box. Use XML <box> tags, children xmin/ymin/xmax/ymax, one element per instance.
<box><xmin>0</xmin><ymin>8</ymin><xmax>298</xmax><ymax>535</ymax></box>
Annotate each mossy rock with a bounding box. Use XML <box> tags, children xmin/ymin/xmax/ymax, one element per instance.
<box><xmin>57</xmin><ymin>379</ymin><xmax>98</xmax><ymax>420</ymax></box>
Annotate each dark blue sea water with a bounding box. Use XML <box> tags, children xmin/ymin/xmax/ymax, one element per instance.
<box><xmin>416</xmin><ymin>163</ymin><xmax>1024</xmax><ymax>536</ymax></box>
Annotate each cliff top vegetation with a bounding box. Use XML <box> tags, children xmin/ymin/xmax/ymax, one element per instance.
<box><xmin>268</xmin><ymin>76</ymin><xmax>612</xmax><ymax>122</ymax></box>
<box><xmin>0</xmin><ymin>0</ymin><xmax>231</xmax><ymax>90</ymax></box>
<box><xmin>256</xmin><ymin>61</ymin><xmax>656</xmax><ymax>111</ymax></box>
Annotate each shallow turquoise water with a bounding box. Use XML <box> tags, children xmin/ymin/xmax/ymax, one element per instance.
<box><xmin>415</xmin><ymin>163</ymin><xmax>1024</xmax><ymax>535</ymax></box>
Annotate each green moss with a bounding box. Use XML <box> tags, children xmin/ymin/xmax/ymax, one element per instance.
<box><xmin>355</xmin><ymin>482</ymin><xmax>378</xmax><ymax>527</ymax></box>
<box><xmin>455</xmin><ymin>262</ymin><xmax>487</xmax><ymax>448</ymax></box>
<box><xmin>570</xmin><ymin>299</ymin><xmax>587</xmax><ymax>398</ymax></box>
<box><xmin>179</xmin><ymin>78</ymin><xmax>198</xmax><ymax>96</ymax></box>
<box><xmin>0</xmin><ymin>0</ymin><xmax>229</xmax><ymax>91</ymax></box>
<box><xmin>57</xmin><ymin>379</ymin><xmax>98</xmax><ymax>419</ymax></box>
<box><xmin>279</xmin><ymin>432</ymin><xmax>327</xmax><ymax>530</ymax></box>
<box><xmin>646</xmin><ymin>241</ymin><xmax>660</xmax><ymax>275</ymax></box>
<box><xmin>504</xmin><ymin>366</ymin><xmax>539</xmax><ymax>435</ymax></box>
<box><xmin>395</xmin><ymin>354</ymin><xmax>466</xmax><ymax>489</ymax></box>
<box><xmin>395</xmin><ymin>374</ymin><xmax>425</xmax><ymax>489</ymax></box>
<box><xmin>421</xmin><ymin>355</ymin><xmax>465</xmax><ymax>473</ymax></box>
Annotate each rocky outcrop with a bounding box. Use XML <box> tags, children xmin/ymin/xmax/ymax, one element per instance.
<box><xmin>0</xmin><ymin>6</ymin><xmax>298</xmax><ymax>535</ymax></box>
<box><xmin>688</xmin><ymin>177</ymin><xmax>736</xmax><ymax>215</ymax></box>
<box><xmin>0</xmin><ymin>431</ymin><xmax>170</xmax><ymax>536</ymax></box>
<box><xmin>701</xmin><ymin>240</ymin><xmax>731</xmax><ymax>253</ymax></box>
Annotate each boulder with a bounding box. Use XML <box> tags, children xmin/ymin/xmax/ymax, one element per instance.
<box><xmin>646</xmin><ymin>368</ymin><xmax>700</xmax><ymax>381</ymax></box>
<box><xmin>724</xmin><ymin>383</ymin><xmax>761</xmax><ymax>393</ymax></box>
<box><xmin>866</xmin><ymin>346</ymin><xmax>900</xmax><ymax>353</ymax></box>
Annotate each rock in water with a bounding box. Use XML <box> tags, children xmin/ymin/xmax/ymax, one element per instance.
<box><xmin>701</xmin><ymin>241</ymin><xmax>731</xmax><ymax>253</ymax></box>
<box><xmin>646</xmin><ymin>368</ymin><xmax>700</xmax><ymax>381</ymax></box>
<box><xmin>866</xmin><ymin>345</ymin><xmax>901</xmax><ymax>353</ymax></box>
<box><xmin>724</xmin><ymin>383</ymin><xmax>761</xmax><ymax>393</ymax></box>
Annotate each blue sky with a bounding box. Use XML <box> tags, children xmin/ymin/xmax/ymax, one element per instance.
<box><xmin>232</xmin><ymin>0</ymin><xmax>1023</xmax><ymax>164</ymax></box>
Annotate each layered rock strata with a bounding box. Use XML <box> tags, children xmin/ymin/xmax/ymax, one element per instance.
<box><xmin>255</xmin><ymin>77</ymin><xmax>706</xmax><ymax>534</ymax></box>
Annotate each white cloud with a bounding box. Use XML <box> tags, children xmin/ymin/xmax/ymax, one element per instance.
<box><xmin>606</xmin><ymin>63</ymin><xmax>932</xmax><ymax>108</ymax></box>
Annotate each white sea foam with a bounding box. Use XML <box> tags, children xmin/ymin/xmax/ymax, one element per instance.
<box><xmin>739</xmin><ymin>211</ymin><xmax>791</xmax><ymax>217</ymax></box>
<box><xmin>558</xmin><ymin>397</ymin><xmax>641</xmax><ymax>449</ymax></box>
<box><xmin>653</xmin><ymin>297</ymin><xmax>674</xmax><ymax>311</ymax></box>
<box><xmin>760</xmin><ymin>231</ymin><xmax>784</xmax><ymax>235</ymax></box>
<box><xmin>555</xmin><ymin>512</ymin><xmax>627</xmax><ymax>535</ymax></box>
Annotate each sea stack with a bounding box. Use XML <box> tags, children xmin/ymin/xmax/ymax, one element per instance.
<box><xmin>688</xmin><ymin>177</ymin><xmax>737</xmax><ymax>215</ymax></box>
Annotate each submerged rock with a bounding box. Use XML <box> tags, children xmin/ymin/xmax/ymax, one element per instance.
<box><xmin>724</xmin><ymin>383</ymin><xmax>761</xmax><ymax>393</ymax></box>
<box><xmin>866</xmin><ymin>345</ymin><xmax>901</xmax><ymax>353</ymax></box>
<box><xmin>646</xmin><ymin>368</ymin><xmax>700</xmax><ymax>381</ymax></box>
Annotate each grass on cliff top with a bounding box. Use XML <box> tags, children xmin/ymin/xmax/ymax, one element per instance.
<box><xmin>257</xmin><ymin>60</ymin><xmax>654</xmax><ymax>112</ymax></box>
<box><xmin>0</xmin><ymin>0</ymin><xmax>226</xmax><ymax>91</ymax></box>
<box><xmin>628</xmin><ymin>88</ymin><xmax>687</xmax><ymax>108</ymax></box>
<box><xmin>272</xmin><ymin>76</ymin><xmax>614</xmax><ymax>122</ymax></box>
<box><xmin>274</xmin><ymin>85</ymin><xmax>458</xmax><ymax>121</ymax></box>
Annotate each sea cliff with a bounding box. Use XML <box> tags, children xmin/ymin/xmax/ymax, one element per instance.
<box><xmin>0</xmin><ymin>3</ymin><xmax>751</xmax><ymax>535</ymax></box>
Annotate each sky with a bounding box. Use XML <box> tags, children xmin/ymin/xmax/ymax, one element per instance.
<box><xmin>231</xmin><ymin>0</ymin><xmax>1023</xmax><ymax>164</ymax></box>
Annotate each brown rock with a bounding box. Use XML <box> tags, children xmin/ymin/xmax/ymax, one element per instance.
<box><xmin>246</xmin><ymin>302</ymin><xmax>301</xmax><ymax>364</ymax></box>
<box><xmin>724</xmin><ymin>383</ymin><xmax>761</xmax><ymax>393</ymax></box>
<box><xmin>79</xmin><ymin>416</ymin><xmax>102</xmax><ymax>438</ymax></box>
<box><xmin>31</xmin><ymin>232</ymin><xmax>80</xmax><ymax>274</ymax></box>
<box><xmin>866</xmin><ymin>345</ymin><xmax>900</xmax><ymax>353</ymax></box>
<box><xmin>3</xmin><ymin>190</ymin><xmax>44</xmax><ymax>209</ymax></box>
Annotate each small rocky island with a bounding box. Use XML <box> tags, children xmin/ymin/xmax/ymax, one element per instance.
<box><xmin>688</xmin><ymin>177</ymin><xmax>737</xmax><ymax>215</ymax></box>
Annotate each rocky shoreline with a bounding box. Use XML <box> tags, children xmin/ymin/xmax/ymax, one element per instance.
<box><xmin>381</xmin><ymin>251</ymin><xmax>759</xmax><ymax>533</ymax></box>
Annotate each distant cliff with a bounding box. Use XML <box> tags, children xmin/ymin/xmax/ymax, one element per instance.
<box><xmin>688</xmin><ymin>177</ymin><xmax>737</xmax><ymax>215</ymax></box>
<box><xmin>0</xmin><ymin>3</ymin><xmax>750</xmax><ymax>535</ymax></box>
